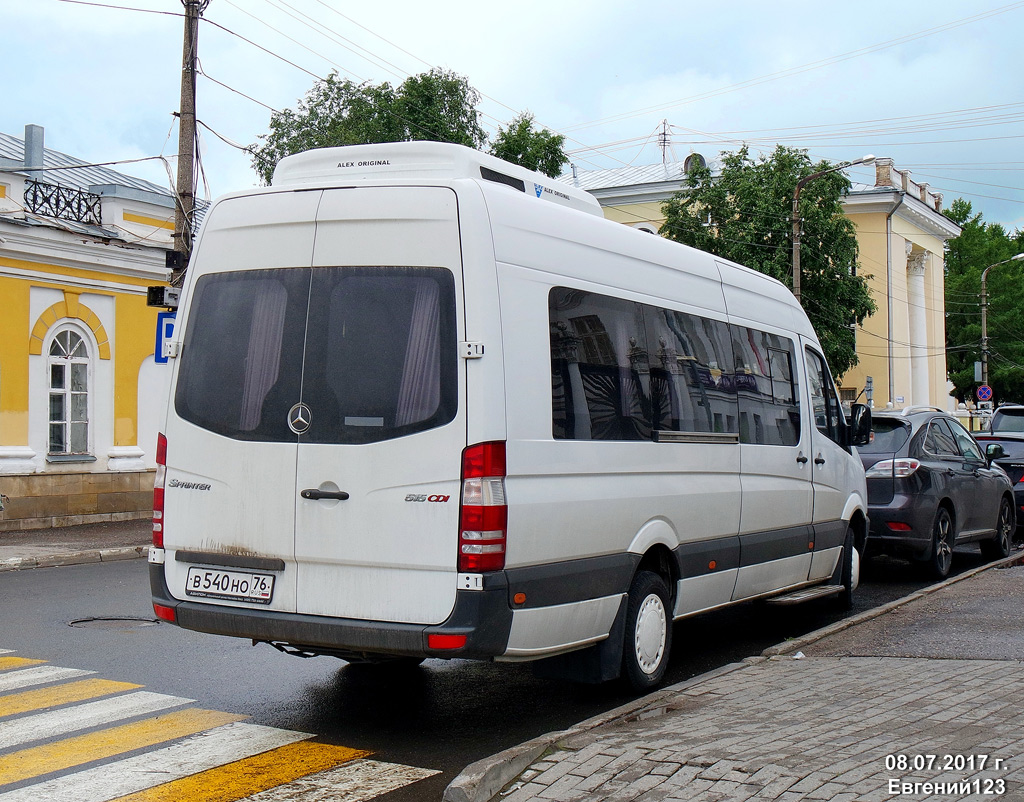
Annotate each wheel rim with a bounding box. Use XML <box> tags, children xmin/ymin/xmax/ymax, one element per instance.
<box><xmin>935</xmin><ymin>512</ymin><xmax>953</xmax><ymax>574</ymax></box>
<box><xmin>850</xmin><ymin>545</ymin><xmax>861</xmax><ymax>591</ymax></box>
<box><xmin>634</xmin><ymin>593</ymin><xmax>667</xmax><ymax>675</ymax></box>
<box><xmin>999</xmin><ymin>501</ymin><xmax>1013</xmax><ymax>550</ymax></box>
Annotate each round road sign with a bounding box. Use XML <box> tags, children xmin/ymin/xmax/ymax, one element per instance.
<box><xmin>977</xmin><ymin>384</ymin><xmax>993</xmax><ymax>402</ymax></box>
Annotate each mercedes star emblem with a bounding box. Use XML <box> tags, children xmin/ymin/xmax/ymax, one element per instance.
<box><xmin>287</xmin><ymin>403</ymin><xmax>312</xmax><ymax>435</ymax></box>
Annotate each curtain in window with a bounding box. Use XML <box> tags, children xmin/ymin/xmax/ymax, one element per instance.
<box><xmin>395</xmin><ymin>278</ymin><xmax>441</xmax><ymax>427</ymax></box>
<box><xmin>238</xmin><ymin>280</ymin><xmax>288</xmax><ymax>432</ymax></box>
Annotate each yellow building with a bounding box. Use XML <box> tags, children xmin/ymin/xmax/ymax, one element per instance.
<box><xmin>563</xmin><ymin>156</ymin><xmax>960</xmax><ymax>410</ymax></box>
<box><xmin>0</xmin><ymin>125</ymin><xmax>178</xmax><ymax>531</ymax></box>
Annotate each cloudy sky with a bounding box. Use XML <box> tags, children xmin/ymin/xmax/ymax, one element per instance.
<box><xmin>5</xmin><ymin>0</ymin><xmax>1023</xmax><ymax>228</ymax></box>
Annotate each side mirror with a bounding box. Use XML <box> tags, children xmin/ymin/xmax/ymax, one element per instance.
<box><xmin>986</xmin><ymin>442</ymin><xmax>1006</xmax><ymax>463</ymax></box>
<box><xmin>849</xmin><ymin>403</ymin><xmax>872</xmax><ymax>447</ymax></box>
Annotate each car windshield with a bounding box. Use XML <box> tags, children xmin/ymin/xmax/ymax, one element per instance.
<box><xmin>992</xmin><ymin>409</ymin><xmax>1024</xmax><ymax>433</ymax></box>
<box><xmin>862</xmin><ymin>418</ymin><xmax>911</xmax><ymax>453</ymax></box>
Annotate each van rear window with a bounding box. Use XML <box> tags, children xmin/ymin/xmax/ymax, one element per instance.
<box><xmin>175</xmin><ymin>266</ymin><xmax>457</xmax><ymax>443</ymax></box>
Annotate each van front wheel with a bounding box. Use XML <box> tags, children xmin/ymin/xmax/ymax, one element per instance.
<box><xmin>621</xmin><ymin>570</ymin><xmax>672</xmax><ymax>693</ymax></box>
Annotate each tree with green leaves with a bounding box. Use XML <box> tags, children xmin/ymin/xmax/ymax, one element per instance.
<box><xmin>489</xmin><ymin>113</ymin><xmax>568</xmax><ymax>178</ymax></box>
<box><xmin>251</xmin><ymin>69</ymin><xmax>567</xmax><ymax>183</ymax></box>
<box><xmin>943</xmin><ymin>198</ymin><xmax>1024</xmax><ymax>404</ymax></box>
<box><xmin>659</xmin><ymin>145</ymin><xmax>876</xmax><ymax>377</ymax></box>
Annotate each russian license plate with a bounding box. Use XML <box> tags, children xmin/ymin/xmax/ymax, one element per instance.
<box><xmin>185</xmin><ymin>566</ymin><xmax>275</xmax><ymax>605</ymax></box>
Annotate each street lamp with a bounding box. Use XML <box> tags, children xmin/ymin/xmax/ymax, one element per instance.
<box><xmin>981</xmin><ymin>253</ymin><xmax>1024</xmax><ymax>386</ymax></box>
<box><xmin>791</xmin><ymin>154</ymin><xmax>875</xmax><ymax>304</ymax></box>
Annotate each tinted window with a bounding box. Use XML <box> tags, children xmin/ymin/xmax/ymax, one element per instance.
<box><xmin>733</xmin><ymin>328</ymin><xmax>800</xmax><ymax>446</ymax></box>
<box><xmin>992</xmin><ymin>409</ymin><xmax>1024</xmax><ymax>433</ymax></box>
<box><xmin>176</xmin><ymin>268</ymin><xmax>309</xmax><ymax>441</ymax></box>
<box><xmin>303</xmin><ymin>267</ymin><xmax>457</xmax><ymax>444</ymax></box>
<box><xmin>644</xmin><ymin>307</ymin><xmax>737</xmax><ymax>435</ymax></box>
<box><xmin>805</xmin><ymin>348</ymin><xmax>844</xmax><ymax>445</ymax></box>
<box><xmin>924</xmin><ymin>420</ymin><xmax>959</xmax><ymax>457</ymax></box>
<box><xmin>550</xmin><ymin>289</ymin><xmax>650</xmax><ymax>440</ymax></box>
<box><xmin>863</xmin><ymin>418</ymin><xmax>910</xmax><ymax>453</ymax></box>
<box><xmin>947</xmin><ymin>418</ymin><xmax>985</xmax><ymax>461</ymax></box>
<box><xmin>176</xmin><ymin>267</ymin><xmax>457</xmax><ymax>444</ymax></box>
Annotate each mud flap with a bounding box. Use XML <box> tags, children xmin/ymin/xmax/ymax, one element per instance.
<box><xmin>531</xmin><ymin>595</ymin><xmax>628</xmax><ymax>684</ymax></box>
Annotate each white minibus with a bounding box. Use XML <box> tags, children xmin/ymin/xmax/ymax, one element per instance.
<box><xmin>149</xmin><ymin>142</ymin><xmax>871</xmax><ymax>691</ymax></box>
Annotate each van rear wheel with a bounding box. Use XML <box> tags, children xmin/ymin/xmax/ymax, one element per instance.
<box><xmin>621</xmin><ymin>571</ymin><xmax>672</xmax><ymax>693</ymax></box>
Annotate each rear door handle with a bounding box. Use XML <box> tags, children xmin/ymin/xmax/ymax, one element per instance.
<box><xmin>814</xmin><ymin>454</ymin><xmax>826</xmax><ymax>465</ymax></box>
<box><xmin>300</xmin><ymin>489</ymin><xmax>350</xmax><ymax>501</ymax></box>
<box><xmin>796</xmin><ymin>453</ymin><xmax>809</xmax><ymax>464</ymax></box>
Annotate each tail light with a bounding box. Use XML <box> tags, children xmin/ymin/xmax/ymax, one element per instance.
<box><xmin>459</xmin><ymin>441</ymin><xmax>507</xmax><ymax>572</ymax></box>
<box><xmin>865</xmin><ymin>458</ymin><xmax>920</xmax><ymax>478</ymax></box>
<box><xmin>153</xmin><ymin>433</ymin><xmax>166</xmax><ymax>548</ymax></box>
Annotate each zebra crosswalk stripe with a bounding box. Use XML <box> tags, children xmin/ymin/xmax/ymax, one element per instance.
<box><xmin>0</xmin><ymin>707</ymin><xmax>244</xmax><ymax>786</ymax></box>
<box><xmin>0</xmin><ymin>722</ymin><xmax>310</xmax><ymax>802</ymax></box>
<box><xmin>0</xmin><ymin>678</ymin><xmax>141</xmax><ymax>719</ymax></box>
<box><xmin>0</xmin><ymin>691</ymin><xmax>192</xmax><ymax>750</ymax></box>
<box><xmin>0</xmin><ymin>651</ymin><xmax>439</xmax><ymax>801</ymax></box>
<box><xmin>106</xmin><ymin>739</ymin><xmax>370</xmax><ymax>802</ymax></box>
<box><xmin>0</xmin><ymin>659</ymin><xmax>44</xmax><ymax>674</ymax></box>
<box><xmin>246</xmin><ymin>758</ymin><xmax>440</xmax><ymax>801</ymax></box>
<box><xmin>0</xmin><ymin>666</ymin><xmax>94</xmax><ymax>692</ymax></box>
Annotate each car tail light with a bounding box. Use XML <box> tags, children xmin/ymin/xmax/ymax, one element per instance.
<box><xmin>153</xmin><ymin>603</ymin><xmax>176</xmax><ymax>623</ymax></box>
<box><xmin>865</xmin><ymin>458</ymin><xmax>920</xmax><ymax>478</ymax></box>
<box><xmin>886</xmin><ymin>522</ymin><xmax>913</xmax><ymax>532</ymax></box>
<box><xmin>153</xmin><ymin>433</ymin><xmax>166</xmax><ymax>549</ymax></box>
<box><xmin>459</xmin><ymin>441</ymin><xmax>507</xmax><ymax>572</ymax></box>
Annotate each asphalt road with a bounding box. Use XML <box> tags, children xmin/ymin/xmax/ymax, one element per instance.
<box><xmin>0</xmin><ymin>546</ymin><xmax>993</xmax><ymax>801</ymax></box>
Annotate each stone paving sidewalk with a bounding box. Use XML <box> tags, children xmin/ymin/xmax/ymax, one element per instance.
<box><xmin>449</xmin><ymin>560</ymin><xmax>1024</xmax><ymax>802</ymax></box>
<box><xmin>498</xmin><ymin>655</ymin><xmax>1024</xmax><ymax>801</ymax></box>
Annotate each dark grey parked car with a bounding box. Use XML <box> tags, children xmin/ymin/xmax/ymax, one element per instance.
<box><xmin>860</xmin><ymin>407</ymin><xmax>1016</xmax><ymax>578</ymax></box>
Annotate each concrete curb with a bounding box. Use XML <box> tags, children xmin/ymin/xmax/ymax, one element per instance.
<box><xmin>0</xmin><ymin>545</ymin><xmax>148</xmax><ymax>572</ymax></box>
<box><xmin>761</xmin><ymin>549</ymin><xmax>1024</xmax><ymax>657</ymax></box>
<box><xmin>443</xmin><ymin>551</ymin><xmax>1024</xmax><ymax>802</ymax></box>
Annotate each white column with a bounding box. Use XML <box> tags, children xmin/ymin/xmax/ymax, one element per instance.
<box><xmin>907</xmin><ymin>251</ymin><xmax>929</xmax><ymax>406</ymax></box>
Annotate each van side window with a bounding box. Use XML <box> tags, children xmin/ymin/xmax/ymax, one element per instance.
<box><xmin>731</xmin><ymin>328</ymin><xmax>801</xmax><ymax>446</ymax></box>
<box><xmin>804</xmin><ymin>348</ymin><xmax>843</xmax><ymax>445</ymax></box>
<box><xmin>644</xmin><ymin>307</ymin><xmax>737</xmax><ymax>435</ymax></box>
<box><xmin>550</xmin><ymin>289</ymin><xmax>650</xmax><ymax>441</ymax></box>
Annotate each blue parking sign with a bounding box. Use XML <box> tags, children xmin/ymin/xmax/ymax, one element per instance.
<box><xmin>155</xmin><ymin>312</ymin><xmax>176</xmax><ymax>364</ymax></box>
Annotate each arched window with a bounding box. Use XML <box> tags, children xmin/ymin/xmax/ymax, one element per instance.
<box><xmin>48</xmin><ymin>329</ymin><xmax>90</xmax><ymax>455</ymax></box>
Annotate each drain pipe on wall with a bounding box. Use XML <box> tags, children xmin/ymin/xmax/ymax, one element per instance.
<box><xmin>885</xmin><ymin>191</ymin><xmax>906</xmax><ymax>406</ymax></box>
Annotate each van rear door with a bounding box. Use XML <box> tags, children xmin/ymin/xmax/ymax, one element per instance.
<box><xmin>292</xmin><ymin>187</ymin><xmax>465</xmax><ymax>625</ymax></box>
<box><xmin>163</xmin><ymin>190</ymin><xmax>322</xmax><ymax>615</ymax></box>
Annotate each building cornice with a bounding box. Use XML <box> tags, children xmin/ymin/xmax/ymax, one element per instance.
<box><xmin>0</xmin><ymin>224</ymin><xmax>170</xmax><ymax>283</ymax></box>
<box><xmin>842</xmin><ymin>188</ymin><xmax>961</xmax><ymax>240</ymax></box>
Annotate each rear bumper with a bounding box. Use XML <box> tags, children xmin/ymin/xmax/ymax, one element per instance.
<box><xmin>867</xmin><ymin>494</ymin><xmax>936</xmax><ymax>558</ymax></box>
<box><xmin>150</xmin><ymin>563</ymin><xmax>513</xmax><ymax>661</ymax></box>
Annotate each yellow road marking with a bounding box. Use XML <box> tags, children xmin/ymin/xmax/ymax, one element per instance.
<box><xmin>0</xmin><ymin>678</ymin><xmax>141</xmax><ymax>719</ymax></box>
<box><xmin>0</xmin><ymin>708</ymin><xmax>245</xmax><ymax>786</ymax></box>
<box><xmin>0</xmin><ymin>658</ymin><xmax>45</xmax><ymax>672</ymax></box>
<box><xmin>109</xmin><ymin>741</ymin><xmax>371</xmax><ymax>802</ymax></box>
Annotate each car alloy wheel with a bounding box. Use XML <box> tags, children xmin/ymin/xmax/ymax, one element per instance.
<box><xmin>929</xmin><ymin>507</ymin><xmax>954</xmax><ymax>580</ymax></box>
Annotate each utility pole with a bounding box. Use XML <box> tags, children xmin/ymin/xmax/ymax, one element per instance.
<box><xmin>981</xmin><ymin>252</ymin><xmax>1024</xmax><ymax>386</ymax></box>
<box><xmin>172</xmin><ymin>0</ymin><xmax>208</xmax><ymax>283</ymax></box>
<box><xmin>790</xmin><ymin>154</ymin><xmax>874</xmax><ymax>305</ymax></box>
